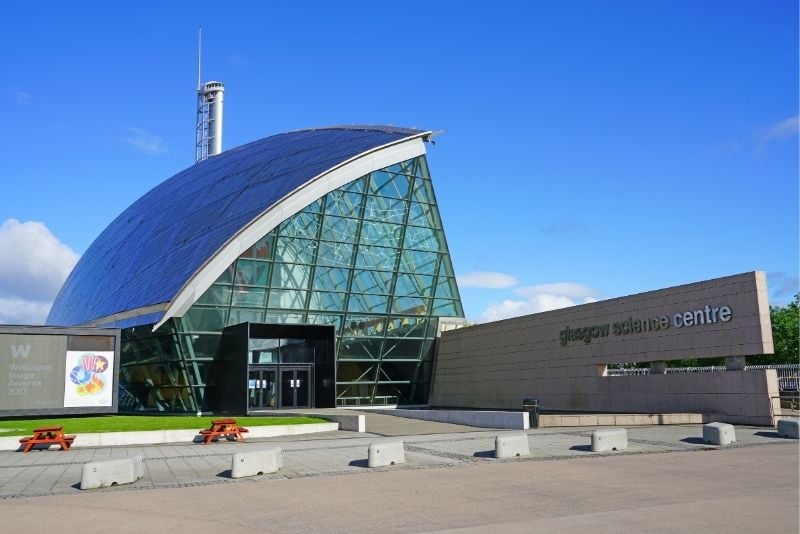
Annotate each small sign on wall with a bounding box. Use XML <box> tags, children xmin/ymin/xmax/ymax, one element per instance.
<box><xmin>63</xmin><ymin>351</ymin><xmax>115</xmax><ymax>407</ymax></box>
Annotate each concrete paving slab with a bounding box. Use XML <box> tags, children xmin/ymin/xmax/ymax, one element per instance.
<box><xmin>0</xmin><ymin>424</ymin><xmax>796</xmax><ymax>500</ymax></box>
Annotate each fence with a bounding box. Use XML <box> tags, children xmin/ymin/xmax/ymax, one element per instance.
<box><xmin>607</xmin><ymin>364</ymin><xmax>800</xmax><ymax>392</ymax></box>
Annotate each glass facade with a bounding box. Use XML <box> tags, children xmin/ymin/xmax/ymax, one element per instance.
<box><xmin>118</xmin><ymin>155</ymin><xmax>463</xmax><ymax>411</ymax></box>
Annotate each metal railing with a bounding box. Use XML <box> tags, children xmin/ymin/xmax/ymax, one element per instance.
<box><xmin>607</xmin><ymin>364</ymin><xmax>800</xmax><ymax>392</ymax></box>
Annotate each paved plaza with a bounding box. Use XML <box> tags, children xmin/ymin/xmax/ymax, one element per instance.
<box><xmin>0</xmin><ymin>413</ymin><xmax>797</xmax><ymax>532</ymax></box>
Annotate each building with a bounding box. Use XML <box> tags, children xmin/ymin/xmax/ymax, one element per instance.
<box><xmin>430</xmin><ymin>271</ymin><xmax>780</xmax><ymax>425</ymax></box>
<box><xmin>47</xmin><ymin>126</ymin><xmax>465</xmax><ymax>413</ymax></box>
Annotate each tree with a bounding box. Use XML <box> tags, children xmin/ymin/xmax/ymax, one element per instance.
<box><xmin>767</xmin><ymin>293</ymin><xmax>799</xmax><ymax>365</ymax></box>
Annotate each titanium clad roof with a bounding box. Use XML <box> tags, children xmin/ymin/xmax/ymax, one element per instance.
<box><xmin>47</xmin><ymin>125</ymin><xmax>426</xmax><ymax>327</ymax></box>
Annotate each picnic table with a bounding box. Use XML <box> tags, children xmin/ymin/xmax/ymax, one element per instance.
<box><xmin>19</xmin><ymin>426</ymin><xmax>75</xmax><ymax>453</ymax></box>
<box><xmin>199</xmin><ymin>418</ymin><xmax>249</xmax><ymax>444</ymax></box>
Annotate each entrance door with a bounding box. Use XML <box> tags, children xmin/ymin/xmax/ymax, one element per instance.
<box><xmin>248</xmin><ymin>368</ymin><xmax>277</xmax><ymax>410</ymax></box>
<box><xmin>280</xmin><ymin>367</ymin><xmax>311</xmax><ymax>408</ymax></box>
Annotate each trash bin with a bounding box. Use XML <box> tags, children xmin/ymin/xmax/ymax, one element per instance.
<box><xmin>523</xmin><ymin>397</ymin><xmax>539</xmax><ymax>429</ymax></box>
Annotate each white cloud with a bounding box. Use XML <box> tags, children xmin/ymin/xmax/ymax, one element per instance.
<box><xmin>457</xmin><ymin>271</ymin><xmax>518</xmax><ymax>289</ymax></box>
<box><xmin>15</xmin><ymin>91</ymin><xmax>32</xmax><ymax>105</ymax></box>
<box><xmin>755</xmin><ymin>116</ymin><xmax>799</xmax><ymax>142</ymax></box>
<box><xmin>514</xmin><ymin>282</ymin><xmax>602</xmax><ymax>300</ymax></box>
<box><xmin>0</xmin><ymin>297</ymin><xmax>52</xmax><ymax>325</ymax></box>
<box><xmin>480</xmin><ymin>282</ymin><xmax>603</xmax><ymax>322</ymax></box>
<box><xmin>0</xmin><ymin>219</ymin><xmax>79</xmax><ymax>325</ymax></box>
<box><xmin>124</xmin><ymin>127</ymin><xmax>167</xmax><ymax>155</ymax></box>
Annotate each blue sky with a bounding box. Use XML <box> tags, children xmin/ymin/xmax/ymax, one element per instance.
<box><xmin>1</xmin><ymin>0</ymin><xmax>797</xmax><ymax>324</ymax></box>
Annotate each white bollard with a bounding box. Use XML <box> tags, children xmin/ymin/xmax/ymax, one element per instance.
<box><xmin>777</xmin><ymin>419</ymin><xmax>799</xmax><ymax>439</ymax></box>
<box><xmin>367</xmin><ymin>440</ymin><xmax>405</xmax><ymax>467</ymax></box>
<box><xmin>703</xmin><ymin>422</ymin><xmax>736</xmax><ymax>445</ymax></box>
<box><xmin>80</xmin><ymin>456</ymin><xmax>145</xmax><ymax>490</ymax></box>
<box><xmin>495</xmin><ymin>433</ymin><xmax>530</xmax><ymax>458</ymax></box>
<box><xmin>591</xmin><ymin>428</ymin><xmax>628</xmax><ymax>452</ymax></box>
<box><xmin>231</xmin><ymin>448</ymin><xmax>283</xmax><ymax>478</ymax></box>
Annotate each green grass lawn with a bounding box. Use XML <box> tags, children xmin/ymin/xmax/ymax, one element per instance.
<box><xmin>0</xmin><ymin>415</ymin><xmax>328</xmax><ymax>436</ymax></box>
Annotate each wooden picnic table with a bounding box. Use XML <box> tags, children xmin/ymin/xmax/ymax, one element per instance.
<box><xmin>19</xmin><ymin>426</ymin><xmax>75</xmax><ymax>453</ymax></box>
<box><xmin>198</xmin><ymin>418</ymin><xmax>249</xmax><ymax>444</ymax></box>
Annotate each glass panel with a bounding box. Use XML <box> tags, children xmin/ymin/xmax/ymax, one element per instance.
<box><xmin>313</xmin><ymin>266</ymin><xmax>350</xmax><ymax>292</ymax></box>
<box><xmin>379</xmin><ymin>361</ymin><xmax>426</xmax><ymax>381</ymax></box>
<box><xmin>231</xmin><ymin>286</ymin><xmax>266</xmax><ymax>307</ymax></box>
<box><xmin>437</xmin><ymin>255</ymin><xmax>456</xmax><ymax>278</ymax></box>
<box><xmin>337</xmin><ymin>361</ymin><xmax>377</xmax><ymax>382</ymax></box>
<box><xmin>394</xmin><ymin>273</ymin><xmax>435</xmax><ymax>297</ymax></box>
<box><xmin>337</xmin><ymin>383</ymin><xmax>374</xmax><ymax>403</ymax></box>
<box><xmin>324</xmin><ymin>190</ymin><xmax>364</xmax><ymax>218</ymax></box>
<box><xmin>412</xmin><ymin>177</ymin><xmax>436</xmax><ymax>203</ymax></box>
<box><xmin>302</xmin><ymin>198</ymin><xmax>324</xmax><ymax>213</ymax></box>
<box><xmin>392</xmin><ymin>296</ymin><xmax>429</xmax><ymax>315</ymax></box>
<box><xmin>403</xmin><ymin>226</ymin><xmax>445</xmax><ymax>252</ymax></box>
<box><xmin>271</xmin><ymin>263</ymin><xmax>311</xmax><ymax>289</ymax></box>
<box><xmin>399</xmin><ymin>250</ymin><xmax>438</xmax><ymax>274</ymax></box>
<box><xmin>183</xmin><ymin>307</ymin><xmax>227</xmax><ymax>331</ymax></box>
<box><xmin>318</xmin><ymin>241</ymin><xmax>355</xmax><ymax>267</ymax></box>
<box><xmin>320</xmin><ymin>215</ymin><xmax>360</xmax><ymax>243</ymax></box>
<box><xmin>280</xmin><ymin>338</ymin><xmax>315</xmax><ymax>363</ymax></box>
<box><xmin>274</xmin><ymin>238</ymin><xmax>316</xmax><ymax>264</ymax></box>
<box><xmin>415</xmin><ymin>156</ymin><xmax>431</xmax><ymax>179</ymax></box>
<box><xmin>343</xmin><ymin>315</ymin><xmax>386</xmax><ymax>337</ymax></box>
<box><xmin>433</xmin><ymin>299</ymin><xmax>460</xmax><ymax>316</ymax></box>
<box><xmin>235</xmin><ymin>259</ymin><xmax>270</xmax><ymax>286</ymax></box>
<box><xmin>215</xmin><ymin>264</ymin><xmax>236</xmax><ymax>285</ymax></box>
<box><xmin>339</xmin><ymin>337</ymin><xmax>382</xmax><ymax>359</ymax></box>
<box><xmin>352</xmin><ymin>269</ymin><xmax>393</xmax><ymax>294</ymax></box>
<box><xmin>268</xmin><ymin>290</ymin><xmax>307</xmax><ymax>310</ymax></box>
<box><xmin>420</xmin><ymin>338</ymin><xmax>436</xmax><ymax>361</ymax></box>
<box><xmin>279</xmin><ymin>211</ymin><xmax>320</xmax><ymax>239</ymax></box>
<box><xmin>343</xmin><ymin>176</ymin><xmax>366</xmax><ymax>194</ymax></box>
<box><xmin>195</xmin><ymin>284</ymin><xmax>231</xmax><ymax>306</ymax></box>
<box><xmin>179</xmin><ymin>334</ymin><xmax>221</xmax><ymax>360</ymax></box>
<box><xmin>356</xmin><ymin>245</ymin><xmax>398</xmax><ymax>271</ymax></box>
<box><xmin>347</xmin><ymin>293</ymin><xmax>389</xmax><ymax>314</ymax></box>
<box><xmin>386</xmin><ymin>316</ymin><xmax>428</xmax><ymax>338</ymax></box>
<box><xmin>240</xmin><ymin>234</ymin><xmax>274</xmax><ymax>260</ymax></box>
<box><xmin>306</xmin><ymin>313</ymin><xmax>343</xmax><ymax>332</ymax></box>
<box><xmin>363</xmin><ymin>195</ymin><xmax>406</xmax><ymax>223</ymax></box>
<box><xmin>229</xmin><ymin>307</ymin><xmax>264</xmax><ymax>325</ymax></box>
<box><xmin>382</xmin><ymin>339</ymin><xmax>423</xmax><ymax>360</ymax></box>
<box><xmin>368</xmin><ymin>171</ymin><xmax>411</xmax><ymax>199</ymax></box>
<box><xmin>308</xmin><ymin>291</ymin><xmax>346</xmax><ymax>312</ymax></box>
<box><xmin>360</xmin><ymin>220</ymin><xmax>403</xmax><ymax>248</ymax></box>
<box><xmin>264</xmin><ymin>313</ymin><xmax>305</xmax><ymax>324</ymax></box>
<box><xmin>385</xmin><ymin>158</ymin><xmax>416</xmax><ymax>176</ymax></box>
<box><xmin>434</xmin><ymin>276</ymin><xmax>458</xmax><ymax>299</ymax></box>
<box><xmin>406</xmin><ymin>202</ymin><xmax>441</xmax><ymax>229</ymax></box>
<box><xmin>249</xmin><ymin>338</ymin><xmax>279</xmax><ymax>363</ymax></box>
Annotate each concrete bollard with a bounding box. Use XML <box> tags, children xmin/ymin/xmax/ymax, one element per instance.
<box><xmin>703</xmin><ymin>422</ymin><xmax>736</xmax><ymax>445</ymax></box>
<box><xmin>80</xmin><ymin>456</ymin><xmax>145</xmax><ymax>490</ymax></box>
<box><xmin>591</xmin><ymin>428</ymin><xmax>628</xmax><ymax>452</ymax></box>
<box><xmin>368</xmin><ymin>440</ymin><xmax>405</xmax><ymax>467</ymax></box>
<box><xmin>231</xmin><ymin>448</ymin><xmax>283</xmax><ymax>478</ymax></box>
<box><xmin>495</xmin><ymin>433</ymin><xmax>530</xmax><ymax>458</ymax></box>
<box><xmin>777</xmin><ymin>419</ymin><xmax>799</xmax><ymax>439</ymax></box>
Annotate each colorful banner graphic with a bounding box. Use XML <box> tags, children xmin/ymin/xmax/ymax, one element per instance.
<box><xmin>63</xmin><ymin>351</ymin><xmax>114</xmax><ymax>407</ymax></box>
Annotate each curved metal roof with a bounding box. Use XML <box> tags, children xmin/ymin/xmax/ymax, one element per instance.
<box><xmin>47</xmin><ymin>125</ymin><xmax>427</xmax><ymax>327</ymax></box>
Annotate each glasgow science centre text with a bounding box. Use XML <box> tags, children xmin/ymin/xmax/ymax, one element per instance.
<box><xmin>559</xmin><ymin>305</ymin><xmax>733</xmax><ymax>347</ymax></box>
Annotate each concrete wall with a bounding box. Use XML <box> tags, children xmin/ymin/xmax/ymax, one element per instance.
<box><xmin>430</xmin><ymin>272</ymin><xmax>778</xmax><ymax>424</ymax></box>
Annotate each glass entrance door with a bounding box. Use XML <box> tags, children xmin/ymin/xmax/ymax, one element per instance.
<box><xmin>280</xmin><ymin>367</ymin><xmax>311</xmax><ymax>408</ymax></box>
<box><xmin>248</xmin><ymin>368</ymin><xmax>277</xmax><ymax>410</ymax></box>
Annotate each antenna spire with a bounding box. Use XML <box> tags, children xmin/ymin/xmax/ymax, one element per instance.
<box><xmin>196</xmin><ymin>27</ymin><xmax>202</xmax><ymax>92</ymax></box>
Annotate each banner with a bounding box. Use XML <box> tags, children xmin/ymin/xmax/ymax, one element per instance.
<box><xmin>63</xmin><ymin>351</ymin><xmax>114</xmax><ymax>407</ymax></box>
